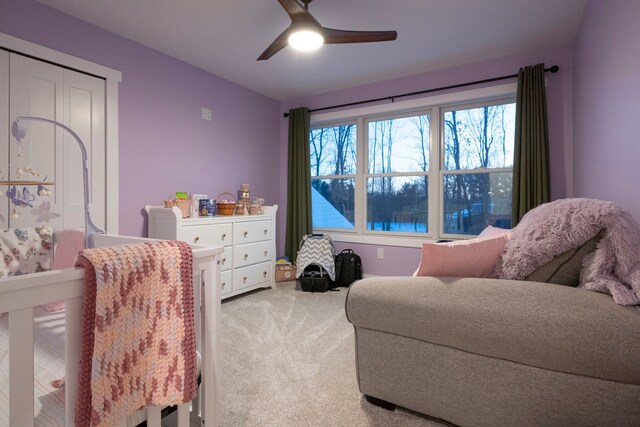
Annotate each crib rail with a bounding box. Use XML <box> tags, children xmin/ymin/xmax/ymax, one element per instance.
<box><xmin>0</xmin><ymin>234</ymin><xmax>222</xmax><ymax>427</ymax></box>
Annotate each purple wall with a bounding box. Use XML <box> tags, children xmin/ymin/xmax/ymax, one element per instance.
<box><xmin>279</xmin><ymin>46</ymin><xmax>574</xmax><ymax>276</ymax></box>
<box><xmin>573</xmin><ymin>0</ymin><xmax>640</xmax><ymax>222</ymax></box>
<box><xmin>0</xmin><ymin>0</ymin><xmax>281</xmax><ymax>237</ymax></box>
<box><xmin>1</xmin><ymin>0</ymin><xmax>585</xmax><ymax>277</ymax></box>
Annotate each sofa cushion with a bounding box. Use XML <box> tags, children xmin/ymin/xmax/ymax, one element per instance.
<box><xmin>346</xmin><ymin>277</ymin><xmax>640</xmax><ymax>386</ymax></box>
<box><xmin>525</xmin><ymin>234</ymin><xmax>600</xmax><ymax>286</ymax></box>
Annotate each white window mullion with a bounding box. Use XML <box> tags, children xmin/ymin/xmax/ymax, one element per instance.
<box><xmin>431</xmin><ymin>105</ymin><xmax>441</xmax><ymax>238</ymax></box>
<box><xmin>355</xmin><ymin>117</ymin><xmax>366</xmax><ymax>234</ymax></box>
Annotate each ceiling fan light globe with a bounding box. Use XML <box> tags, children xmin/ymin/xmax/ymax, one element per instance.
<box><xmin>288</xmin><ymin>30</ymin><xmax>324</xmax><ymax>51</ymax></box>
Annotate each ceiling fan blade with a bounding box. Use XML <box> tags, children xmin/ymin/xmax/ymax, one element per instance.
<box><xmin>323</xmin><ymin>27</ymin><xmax>398</xmax><ymax>44</ymax></box>
<box><xmin>277</xmin><ymin>0</ymin><xmax>319</xmax><ymax>25</ymax></box>
<box><xmin>257</xmin><ymin>29</ymin><xmax>290</xmax><ymax>61</ymax></box>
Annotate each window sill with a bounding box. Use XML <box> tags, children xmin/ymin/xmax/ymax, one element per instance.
<box><xmin>320</xmin><ymin>231</ymin><xmax>439</xmax><ymax>248</ymax></box>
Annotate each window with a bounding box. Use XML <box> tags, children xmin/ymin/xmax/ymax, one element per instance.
<box><xmin>309</xmin><ymin>84</ymin><xmax>516</xmax><ymax>245</ymax></box>
<box><xmin>366</xmin><ymin>113</ymin><xmax>430</xmax><ymax>233</ymax></box>
<box><xmin>310</xmin><ymin>123</ymin><xmax>356</xmax><ymax>229</ymax></box>
<box><xmin>442</xmin><ymin>101</ymin><xmax>515</xmax><ymax>235</ymax></box>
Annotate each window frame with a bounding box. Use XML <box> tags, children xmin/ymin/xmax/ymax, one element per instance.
<box><xmin>310</xmin><ymin>83</ymin><xmax>517</xmax><ymax>248</ymax></box>
<box><xmin>309</xmin><ymin>119</ymin><xmax>358</xmax><ymax>232</ymax></box>
<box><xmin>363</xmin><ymin>109</ymin><xmax>435</xmax><ymax>238</ymax></box>
<box><xmin>438</xmin><ymin>98</ymin><xmax>516</xmax><ymax>239</ymax></box>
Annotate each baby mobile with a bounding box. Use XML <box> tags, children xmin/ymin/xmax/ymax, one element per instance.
<box><xmin>1</xmin><ymin>133</ymin><xmax>59</xmax><ymax>223</ymax></box>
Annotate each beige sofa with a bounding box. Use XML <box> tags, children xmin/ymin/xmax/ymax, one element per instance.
<box><xmin>345</xmin><ymin>276</ymin><xmax>640</xmax><ymax>426</ymax></box>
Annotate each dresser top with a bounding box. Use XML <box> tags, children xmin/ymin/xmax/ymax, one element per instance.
<box><xmin>146</xmin><ymin>205</ymin><xmax>278</xmax><ymax>225</ymax></box>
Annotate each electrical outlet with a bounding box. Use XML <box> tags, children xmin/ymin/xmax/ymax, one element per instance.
<box><xmin>202</xmin><ymin>107</ymin><xmax>212</xmax><ymax>121</ymax></box>
<box><xmin>377</xmin><ymin>248</ymin><xmax>384</xmax><ymax>259</ymax></box>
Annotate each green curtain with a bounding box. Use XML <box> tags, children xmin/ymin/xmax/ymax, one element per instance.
<box><xmin>285</xmin><ymin>107</ymin><xmax>312</xmax><ymax>262</ymax></box>
<box><xmin>512</xmin><ymin>63</ymin><xmax>550</xmax><ymax>225</ymax></box>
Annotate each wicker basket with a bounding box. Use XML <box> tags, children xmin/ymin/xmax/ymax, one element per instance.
<box><xmin>216</xmin><ymin>192</ymin><xmax>236</xmax><ymax>216</ymax></box>
<box><xmin>165</xmin><ymin>194</ymin><xmax>192</xmax><ymax>218</ymax></box>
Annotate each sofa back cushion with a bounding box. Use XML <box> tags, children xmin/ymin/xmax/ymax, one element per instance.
<box><xmin>524</xmin><ymin>233</ymin><xmax>601</xmax><ymax>287</ymax></box>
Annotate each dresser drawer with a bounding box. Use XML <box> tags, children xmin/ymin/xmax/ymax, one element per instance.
<box><xmin>234</xmin><ymin>241</ymin><xmax>271</xmax><ymax>269</ymax></box>
<box><xmin>220</xmin><ymin>270</ymin><xmax>232</xmax><ymax>296</ymax></box>
<box><xmin>234</xmin><ymin>221</ymin><xmax>272</xmax><ymax>245</ymax></box>
<box><xmin>220</xmin><ymin>246</ymin><xmax>233</xmax><ymax>271</ymax></box>
<box><xmin>233</xmin><ymin>261</ymin><xmax>272</xmax><ymax>291</ymax></box>
<box><xmin>181</xmin><ymin>223</ymin><xmax>232</xmax><ymax>246</ymax></box>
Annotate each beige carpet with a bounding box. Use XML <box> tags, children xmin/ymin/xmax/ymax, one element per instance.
<box><xmin>220</xmin><ymin>281</ymin><xmax>448</xmax><ymax>427</ymax></box>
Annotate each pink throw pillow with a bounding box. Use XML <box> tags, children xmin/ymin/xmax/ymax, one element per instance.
<box><xmin>415</xmin><ymin>234</ymin><xmax>510</xmax><ymax>278</ymax></box>
<box><xmin>478</xmin><ymin>225</ymin><xmax>512</xmax><ymax>238</ymax></box>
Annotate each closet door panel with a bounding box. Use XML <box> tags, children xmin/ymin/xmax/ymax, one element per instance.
<box><xmin>0</xmin><ymin>50</ymin><xmax>8</xmax><ymax>228</ymax></box>
<box><xmin>64</xmin><ymin>70</ymin><xmax>106</xmax><ymax>230</ymax></box>
<box><xmin>9</xmin><ymin>54</ymin><xmax>64</xmax><ymax>229</ymax></box>
<box><xmin>8</xmin><ymin>54</ymin><xmax>106</xmax><ymax>231</ymax></box>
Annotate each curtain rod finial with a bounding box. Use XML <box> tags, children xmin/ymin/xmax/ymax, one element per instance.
<box><xmin>549</xmin><ymin>65</ymin><xmax>559</xmax><ymax>73</ymax></box>
<box><xmin>283</xmin><ymin>112</ymin><xmax>289</xmax><ymax>118</ymax></box>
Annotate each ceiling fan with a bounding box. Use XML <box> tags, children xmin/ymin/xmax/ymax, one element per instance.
<box><xmin>257</xmin><ymin>0</ymin><xmax>398</xmax><ymax>61</ymax></box>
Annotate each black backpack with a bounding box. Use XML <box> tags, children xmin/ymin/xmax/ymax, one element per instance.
<box><xmin>334</xmin><ymin>249</ymin><xmax>363</xmax><ymax>287</ymax></box>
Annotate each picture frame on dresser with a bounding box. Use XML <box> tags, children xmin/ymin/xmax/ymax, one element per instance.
<box><xmin>145</xmin><ymin>205</ymin><xmax>278</xmax><ymax>299</ymax></box>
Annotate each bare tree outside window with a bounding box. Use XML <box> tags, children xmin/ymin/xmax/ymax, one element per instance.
<box><xmin>310</xmin><ymin>124</ymin><xmax>356</xmax><ymax>229</ymax></box>
<box><xmin>443</xmin><ymin>102</ymin><xmax>515</xmax><ymax>235</ymax></box>
<box><xmin>367</xmin><ymin>114</ymin><xmax>430</xmax><ymax>233</ymax></box>
<box><xmin>308</xmin><ymin>93</ymin><xmax>515</xmax><ymax>239</ymax></box>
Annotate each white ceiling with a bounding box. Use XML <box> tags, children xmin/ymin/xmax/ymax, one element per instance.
<box><xmin>36</xmin><ymin>0</ymin><xmax>588</xmax><ymax>102</ymax></box>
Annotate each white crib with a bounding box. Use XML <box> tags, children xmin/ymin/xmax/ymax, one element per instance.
<box><xmin>0</xmin><ymin>233</ymin><xmax>223</xmax><ymax>427</ymax></box>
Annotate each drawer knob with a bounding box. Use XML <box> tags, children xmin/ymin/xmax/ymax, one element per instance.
<box><xmin>243</xmin><ymin>276</ymin><xmax>247</xmax><ymax>282</ymax></box>
<box><xmin>217</xmin><ymin>260</ymin><xmax>220</xmax><ymax>265</ymax></box>
<box><xmin>194</xmin><ymin>236</ymin><xmax>200</xmax><ymax>243</ymax></box>
<box><xmin>264</xmin><ymin>229</ymin><xmax>267</xmax><ymax>235</ymax></box>
<box><xmin>222</xmin><ymin>257</ymin><xmax>227</xmax><ymax>264</ymax></box>
<box><xmin>244</xmin><ymin>231</ymin><xmax>248</xmax><ymax>237</ymax></box>
<box><xmin>221</xmin><ymin>233</ymin><xmax>226</xmax><ymax>240</ymax></box>
<box><xmin>221</xmin><ymin>282</ymin><xmax>226</xmax><ymax>288</ymax></box>
<box><xmin>263</xmin><ymin>271</ymin><xmax>267</xmax><ymax>277</ymax></box>
<box><xmin>244</xmin><ymin>254</ymin><xmax>248</xmax><ymax>260</ymax></box>
<box><xmin>264</xmin><ymin>250</ymin><xmax>268</xmax><ymax>256</ymax></box>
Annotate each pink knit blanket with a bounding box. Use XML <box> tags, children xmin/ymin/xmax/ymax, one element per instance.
<box><xmin>74</xmin><ymin>240</ymin><xmax>197</xmax><ymax>426</ymax></box>
<box><xmin>494</xmin><ymin>198</ymin><xmax>640</xmax><ymax>305</ymax></box>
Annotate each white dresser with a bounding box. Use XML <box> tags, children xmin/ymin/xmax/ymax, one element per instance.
<box><xmin>146</xmin><ymin>205</ymin><xmax>278</xmax><ymax>299</ymax></box>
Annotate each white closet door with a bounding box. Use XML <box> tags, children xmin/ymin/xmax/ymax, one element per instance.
<box><xmin>63</xmin><ymin>69</ymin><xmax>106</xmax><ymax>230</ymax></box>
<box><xmin>0</xmin><ymin>50</ymin><xmax>8</xmax><ymax>228</ymax></box>
<box><xmin>8</xmin><ymin>53</ymin><xmax>106</xmax><ymax>231</ymax></box>
<box><xmin>9</xmin><ymin>53</ymin><xmax>63</xmax><ymax>229</ymax></box>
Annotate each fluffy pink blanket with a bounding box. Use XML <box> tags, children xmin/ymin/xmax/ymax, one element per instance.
<box><xmin>494</xmin><ymin>198</ymin><xmax>640</xmax><ymax>305</ymax></box>
<box><xmin>74</xmin><ymin>240</ymin><xmax>197</xmax><ymax>426</ymax></box>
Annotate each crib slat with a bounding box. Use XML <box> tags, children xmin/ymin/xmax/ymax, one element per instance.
<box><xmin>65</xmin><ymin>296</ymin><xmax>83</xmax><ymax>426</ymax></box>
<box><xmin>177</xmin><ymin>403</ymin><xmax>190</xmax><ymax>426</ymax></box>
<box><xmin>9</xmin><ymin>308</ymin><xmax>34</xmax><ymax>426</ymax></box>
<box><xmin>200</xmin><ymin>256</ymin><xmax>221</xmax><ymax>426</ymax></box>
<box><xmin>147</xmin><ymin>406</ymin><xmax>162</xmax><ymax>425</ymax></box>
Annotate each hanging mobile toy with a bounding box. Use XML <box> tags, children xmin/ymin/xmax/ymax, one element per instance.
<box><xmin>6</xmin><ymin>185</ymin><xmax>35</xmax><ymax>208</ymax></box>
<box><xmin>37</xmin><ymin>176</ymin><xmax>51</xmax><ymax>197</ymax></box>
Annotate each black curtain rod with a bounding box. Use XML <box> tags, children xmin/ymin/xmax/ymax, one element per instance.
<box><xmin>283</xmin><ymin>65</ymin><xmax>559</xmax><ymax>118</ymax></box>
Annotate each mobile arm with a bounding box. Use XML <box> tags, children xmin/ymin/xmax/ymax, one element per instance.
<box><xmin>11</xmin><ymin>116</ymin><xmax>104</xmax><ymax>248</ymax></box>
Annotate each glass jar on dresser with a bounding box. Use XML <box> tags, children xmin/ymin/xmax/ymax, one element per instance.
<box><xmin>146</xmin><ymin>204</ymin><xmax>278</xmax><ymax>299</ymax></box>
